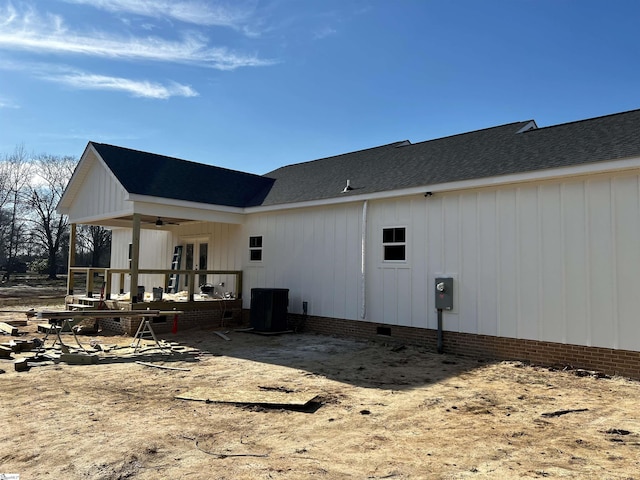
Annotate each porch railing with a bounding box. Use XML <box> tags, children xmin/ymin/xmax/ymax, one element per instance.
<box><xmin>67</xmin><ymin>267</ymin><xmax>243</xmax><ymax>302</ymax></box>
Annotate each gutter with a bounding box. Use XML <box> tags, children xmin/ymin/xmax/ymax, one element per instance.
<box><xmin>244</xmin><ymin>155</ymin><xmax>640</xmax><ymax>214</ymax></box>
<box><xmin>361</xmin><ymin>200</ymin><xmax>368</xmax><ymax>319</ymax></box>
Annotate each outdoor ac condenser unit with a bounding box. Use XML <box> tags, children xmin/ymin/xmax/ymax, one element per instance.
<box><xmin>250</xmin><ymin>288</ymin><xmax>289</xmax><ymax>332</ymax></box>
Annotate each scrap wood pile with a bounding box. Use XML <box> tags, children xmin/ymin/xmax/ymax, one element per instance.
<box><xmin>0</xmin><ymin>309</ymin><xmax>200</xmax><ymax>373</ymax></box>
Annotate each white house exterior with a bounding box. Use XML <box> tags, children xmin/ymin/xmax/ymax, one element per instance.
<box><xmin>58</xmin><ymin>109</ymin><xmax>640</xmax><ymax>378</ymax></box>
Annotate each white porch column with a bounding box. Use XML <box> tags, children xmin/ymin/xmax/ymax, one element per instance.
<box><xmin>67</xmin><ymin>223</ymin><xmax>77</xmax><ymax>295</ymax></box>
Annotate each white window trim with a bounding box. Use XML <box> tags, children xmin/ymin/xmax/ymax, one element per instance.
<box><xmin>249</xmin><ymin>235</ymin><xmax>263</xmax><ymax>262</ymax></box>
<box><xmin>382</xmin><ymin>226</ymin><xmax>407</xmax><ymax>263</ymax></box>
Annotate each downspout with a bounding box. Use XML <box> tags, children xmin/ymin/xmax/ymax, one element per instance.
<box><xmin>361</xmin><ymin>200</ymin><xmax>368</xmax><ymax>319</ymax></box>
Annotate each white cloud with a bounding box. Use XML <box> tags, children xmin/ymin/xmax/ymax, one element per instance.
<box><xmin>314</xmin><ymin>26</ymin><xmax>337</xmax><ymax>40</ymax></box>
<box><xmin>50</xmin><ymin>72</ymin><xmax>199</xmax><ymax>99</ymax></box>
<box><xmin>0</xmin><ymin>3</ymin><xmax>275</xmax><ymax>70</ymax></box>
<box><xmin>61</xmin><ymin>0</ymin><xmax>254</xmax><ymax>28</ymax></box>
<box><xmin>0</xmin><ymin>95</ymin><xmax>19</xmax><ymax>108</ymax></box>
<box><xmin>0</xmin><ymin>59</ymin><xmax>198</xmax><ymax>99</ymax></box>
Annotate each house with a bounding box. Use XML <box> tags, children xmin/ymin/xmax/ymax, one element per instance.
<box><xmin>58</xmin><ymin>108</ymin><xmax>640</xmax><ymax>378</ymax></box>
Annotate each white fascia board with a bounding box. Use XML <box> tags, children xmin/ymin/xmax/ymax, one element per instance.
<box><xmin>245</xmin><ymin>155</ymin><xmax>640</xmax><ymax>213</ymax></box>
<box><xmin>127</xmin><ymin>193</ymin><xmax>244</xmax><ymax>214</ymax></box>
<box><xmin>67</xmin><ymin>208</ymin><xmax>134</xmax><ymax>226</ymax></box>
<box><xmin>130</xmin><ymin>196</ymin><xmax>245</xmax><ymax>224</ymax></box>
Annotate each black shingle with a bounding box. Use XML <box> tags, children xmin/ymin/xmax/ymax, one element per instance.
<box><xmin>91</xmin><ymin>143</ymin><xmax>274</xmax><ymax>208</ymax></box>
<box><xmin>91</xmin><ymin>108</ymin><xmax>640</xmax><ymax>209</ymax></box>
<box><xmin>260</xmin><ymin>109</ymin><xmax>640</xmax><ymax>205</ymax></box>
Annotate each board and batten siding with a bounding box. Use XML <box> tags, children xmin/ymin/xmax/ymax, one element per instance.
<box><xmin>110</xmin><ymin>228</ymin><xmax>174</xmax><ymax>292</ymax></box>
<box><xmin>244</xmin><ymin>171</ymin><xmax>640</xmax><ymax>352</ymax></box>
<box><xmin>67</xmin><ymin>153</ymin><xmax>130</xmax><ymax>222</ymax></box>
<box><xmin>242</xmin><ymin>203</ymin><xmax>363</xmax><ymax>320</ymax></box>
<box><xmin>366</xmin><ymin>172</ymin><xmax>640</xmax><ymax>351</ymax></box>
<box><xmin>171</xmin><ymin>222</ymin><xmax>244</xmax><ymax>293</ymax></box>
<box><xmin>109</xmin><ymin>222</ymin><xmax>244</xmax><ymax>295</ymax></box>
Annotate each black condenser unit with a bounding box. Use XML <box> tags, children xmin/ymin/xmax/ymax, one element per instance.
<box><xmin>250</xmin><ymin>288</ymin><xmax>289</xmax><ymax>332</ymax></box>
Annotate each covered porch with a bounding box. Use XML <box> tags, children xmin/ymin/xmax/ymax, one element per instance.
<box><xmin>64</xmin><ymin>212</ymin><xmax>247</xmax><ymax>334</ymax></box>
<box><xmin>61</xmin><ymin>207</ymin><xmax>249</xmax><ymax>336</ymax></box>
<box><xmin>56</xmin><ymin>142</ymin><xmax>268</xmax><ymax>333</ymax></box>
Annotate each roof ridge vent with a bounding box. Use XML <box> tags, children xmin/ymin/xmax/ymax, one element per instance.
<box><xmin>516</xmin><ymin>120</ymin><xmax>538</xmax><ymax>133</ymax></box>
<box><xmin>395</xmin><ymin>140</ymin><xmax>412</xmax><ymax>147</ymax></box>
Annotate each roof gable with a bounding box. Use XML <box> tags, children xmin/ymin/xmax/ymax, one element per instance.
<box><xmin>91</xmin><ymin>142</ymin><xmax>274</xmax><ymax>208</ymax></box>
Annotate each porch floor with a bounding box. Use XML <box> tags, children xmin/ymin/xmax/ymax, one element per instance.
<box><xmin>64</xmin><ymin>294</ymin><xmax>245</xmax><ymax>335</ymax></box>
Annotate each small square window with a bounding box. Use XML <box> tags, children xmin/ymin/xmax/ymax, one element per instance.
<box><xmin>249</xmin><ymin>236</ymin><xmax>263</xmax><ymax>262</ymax></box>
<box><xmin>249</xmin><ymin>236</ymin><xmax>262</xmax><ymax>248</ymax></box>
<box><xmin>383</xmin><ymin>227</ymin><xmax>406</xmax><ymax>261</ymax></box>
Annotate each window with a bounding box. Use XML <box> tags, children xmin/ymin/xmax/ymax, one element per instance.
<box><xmin>383</xmin><ymin>227</ymin><xmax>406</xmax><ymax>261</ymax></box>
<box><xmin>249</xmin><ymin>236</ymin><xmax>263</xmax><ymax>261</ymax></box>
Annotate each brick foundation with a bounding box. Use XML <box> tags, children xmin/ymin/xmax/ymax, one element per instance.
<box><xmin>287</xmin><ymin>313</ymin><xmax>640</xmax><ymax>380</ymax></box>
<box><xmin>94</xmin><ymin>299</ymin><xmax>245</xmax><ymax>335</ymax></box>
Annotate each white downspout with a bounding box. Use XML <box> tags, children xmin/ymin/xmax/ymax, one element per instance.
<box><xmin>361</xmin><ymin>200</ymin><xmax>368</xmax><ymax>319</ymax></box>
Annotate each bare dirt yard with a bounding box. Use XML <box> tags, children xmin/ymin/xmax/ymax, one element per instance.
<box><xmin>1</xmin><ymin>298</ymin><xmax>639</xmax><ymax>479</ymax></box>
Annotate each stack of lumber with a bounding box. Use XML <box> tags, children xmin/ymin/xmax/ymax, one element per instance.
<box><xmin>0</xmin><ymin>322</ymin><xmax>19</xmax><ymax>336</ymax></box>
<box><xmin>3</xmin><ymin>318</ymin><xmax>28</xmax><ymax>326</ymax></box>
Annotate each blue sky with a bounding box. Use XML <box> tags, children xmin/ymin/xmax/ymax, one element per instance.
<box><xmin>1</xmin><ymin>0</ymin><xmax>639</xmax><ymax>175</ymax></box>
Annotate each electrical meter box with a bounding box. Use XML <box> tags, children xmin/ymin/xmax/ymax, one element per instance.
<box><xmin>435</xmin><ymin>277</ymin><xmax>454</xmax><ymax>310</ymax></box>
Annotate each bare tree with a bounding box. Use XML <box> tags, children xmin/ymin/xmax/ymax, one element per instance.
<box><xmin>27</xmin><ymin>154</ymin><xmax>76</xmax><ymax>279</ymax></box>
<box><xmin>1</xmin><ymin>145</ymin><xmax>32</xmax><ymax>280</ymax></box>
<box><xmin>77</xmin><ymin>225</ymin><xmax>111</xmax><ymax>267</ymax></box>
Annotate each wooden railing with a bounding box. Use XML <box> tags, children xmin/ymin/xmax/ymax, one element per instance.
<box><xmin>68</xmin><ymin>267</ymin><xmax>243</xmax><ymax>302</ymax></box>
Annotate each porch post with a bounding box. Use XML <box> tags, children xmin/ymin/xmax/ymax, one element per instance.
<box><xmin>131</xmin><ymin>213</ymin><xmax>141</xmax><ymax>303</ymax></box>
<box><xmin>67</xmin><ymin>223</ymin><xmax>77</xmax><ymax>295</ymax></box>
<box><xmin>104</xmin><ymin>268</ymin><xmax>112</xmax><ymax>300</ymax></box>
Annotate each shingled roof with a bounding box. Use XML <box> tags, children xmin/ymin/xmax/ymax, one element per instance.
<box><xmin>90</xmin><ymin>108</ymin><xmax>640</xmax><ymax>209</ymax></box>
<box><xmin>91</xmin><ymin>142</ymin><xmax>274</xmax><ymax>208</ymax></box>
<box><xmin>259</xmin><ymin>108</ymin><xmax>640</xmax><ymax>206</ymax></box>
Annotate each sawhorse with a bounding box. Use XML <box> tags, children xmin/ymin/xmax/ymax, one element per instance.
<box><xmin>39</xmin><ymin>318</ymin><xmax>88</xmax><ymax>354</ymax></box>
<box><xmin>131</xmin><ymin>318</ymin><xmax>168</xmax><ymax>354</ymax></box>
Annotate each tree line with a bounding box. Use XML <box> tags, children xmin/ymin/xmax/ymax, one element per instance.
<box><xmin>0</xmin><ymin>145</ymin><xmax>111</xmax><ymax>281</ymax></box>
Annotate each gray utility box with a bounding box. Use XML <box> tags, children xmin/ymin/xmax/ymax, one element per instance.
<box><xmin>250</xmin><ymin>288</ymin><xmax>289</xmax><ymax>332</ymax></box>
<box><xmin>435</xmin><ymin>277</ymin><xmax>454</xmax><ymax>310</ymax></box>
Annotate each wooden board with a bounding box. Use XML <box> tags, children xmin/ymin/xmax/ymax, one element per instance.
<box><xmin>0</xmin><ymin>322</ymin><xmax>18</xmax><ymax>335</ymax></box>
<box><xmin>37</xmin><ymin>310</ymin><xmax>183</xmax><ymax>320</ymax></box>
<box><xmin>0</xmin><ymin>345</ymin><xmax>13</xmax><ymax>358</ymax></box>
<box><xmin>176</xmin><ymin>386</ymin><xmax>318</xmax><ymax>407</ymax></box>
<box><xmin>3</xmin><ymin>319</ymin><xmax>28</xmax><ymax>326</ymax></box>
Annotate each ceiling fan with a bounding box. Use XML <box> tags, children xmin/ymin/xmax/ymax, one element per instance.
<box><xmin>151</xmin><ymin>217</ymin><xmax>180</xmax><ymax>227</ymax></box>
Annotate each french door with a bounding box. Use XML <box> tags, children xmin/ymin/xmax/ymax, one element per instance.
<box><xmin>183</xmin><ymin>239</ymin><xmax>208</xmax><ymax>289</ymax></box>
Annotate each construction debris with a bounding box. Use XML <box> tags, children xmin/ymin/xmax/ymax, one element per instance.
<box><xmin>214</xmin><ymin>331</ymin><xmax>231</xmax><ymax>341</ymax></box>
<box><xmin>176</xmin><ymin>386</ymin><xmax>319</xmax><ymax>409</ymax></box>
<box><xmin>14</xmin><ymin>358</ymin><xmax>30</xmax><ymax>372</ymax></box>
<box><xmin>135</xmin><ymin>361</ymin><xmax>191</xmax><ymax>371</ymax></box>
<box><xmin>0</xmin><ymin>322</ymin><xmax>19</xmax><ymax>336</ymax></box>
<box><xmin>541</xmin><ymin>408</ymin><xmax>589</xmax><ymax>418</ymax></box>
<box><xmin>59</xmin><ymin>353</ymin><xmax>99</xmax><ymax>365</ymax></box>
<box><xmin>3</xmin><ymin>318</ymin><xmax>28</xmax><ymax>326</ymax></box>
<box><xmin>0</xmin><ymin>345</ymin><xmax>13</xmax><ymax>358</ymax></box>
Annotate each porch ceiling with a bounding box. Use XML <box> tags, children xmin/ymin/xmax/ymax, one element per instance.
<box><xmin>80</xmin><ymin>214</ymin><xmax>199</xmax><ymax>229</ymax></box>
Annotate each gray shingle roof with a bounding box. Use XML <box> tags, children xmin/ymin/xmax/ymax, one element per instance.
<box><xmin>260</xmin><ymin>108</ymin><xmax>640</xmax><ymax>206</ymax></box>
<box><xmin>90</xmin><ymin>108</ymin><xmax>640</xmax><ymax>209</ymax></box>
<box><xmin>91</xmin><ymin>142</ymin><xmax>274</xmax><ymax>208</ymax></box>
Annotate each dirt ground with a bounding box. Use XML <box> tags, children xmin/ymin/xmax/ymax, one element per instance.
<box><xmin>1</xmin><ymin>300</ymin><xmax>639</xmax><ymax>479</ymax></box>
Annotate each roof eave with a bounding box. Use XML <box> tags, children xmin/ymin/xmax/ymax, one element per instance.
<box><xmin>245</xmin><ymin>154</ymin><xmax>640</xmax><ymax>213</ymax></box>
